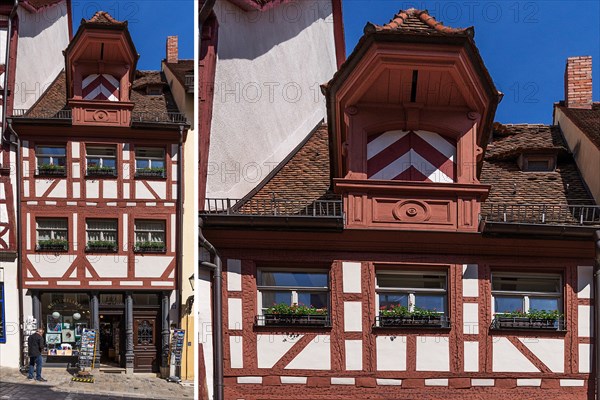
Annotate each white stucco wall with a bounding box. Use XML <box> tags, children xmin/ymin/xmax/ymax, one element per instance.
<box><xmin>14</xmin><ymin>3</ymin><xmax>70</xmax><ymax>111</ymax></box>
<box><xmin>207</xmin><ymin>0</ymin><xmax>337</xmax><ymax>199</ymax></box>
<box><xmin>0</xmin><ymin>262</ymin><xmax>20</xmax><ymax>367</ymax></box>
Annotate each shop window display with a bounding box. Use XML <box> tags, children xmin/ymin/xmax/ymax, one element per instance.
<box><xmin>41</xmin><ymin>293</ymin><xmax>90</xmax><ymax>357</ymax></box>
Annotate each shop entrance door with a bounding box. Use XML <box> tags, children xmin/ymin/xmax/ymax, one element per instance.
<box><xmin>133</xmin><ymin>311</ymin><xmax>159</xmax><ymax>372</ymax></box>
<box><xmin>99</xmin><ymin>312</ymin><xmax>124</xmax><ymax>367</ymax></box>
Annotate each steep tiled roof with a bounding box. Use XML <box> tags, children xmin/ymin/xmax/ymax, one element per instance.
<box><xmin>22</xmin><ymin>0</ymin><xmax>63</xmax><ymax>10</ymax></box>
<box><xmin>83</xmin><ymin>11</ymin><xmax>127</xmax><ymax>26</ymax></box>
<box><xmin>163</xmin><ymin>60</ymin><xmax>194</xmax><ymax>88</ymax></box>
<box><xmin>556</xmin><ymin>103</ymin><xmax>600</xmax><ymax>148</ymax></box>
<box><xmin>25</xmin><ymin>70</ymin><xmax>179</xmax><ymax>118</ymax></box>
<box><xmin>364</xmin><ymin>8</ymin><xmax>473</xmax><ymax>36</ymax></box>
<box><xmin>485</xmin><ymin>123</ymin><xmax>568</xmax><ymax>160</ymax></box>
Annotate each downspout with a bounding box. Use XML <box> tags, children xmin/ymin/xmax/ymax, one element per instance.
<box><xmin>2</xmin><ymin>0</ymin><xmax>18</xmax><ymax>143</ymax></box>
<box><xmin>199</xmin><ymin>218</ymin><xmax>223</xmax><ymax>400</ymax></box>
<box><xmin>176</xmin><ymin>124</ymin><xmax>184</xmax><ymax>327</ymax></box>
<box><xmin>595</xmin><ymin>229</ymin><xmax>600</xmax><ymax>400</ymax></box>
<box><xmin>6</xmin><ymin>119</ymin><xmax>23</xmax><ymax>369</ymax></box>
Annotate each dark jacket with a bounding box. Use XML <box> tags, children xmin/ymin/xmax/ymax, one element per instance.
<box><xmin>28</xmin><ymin>332</ymin><xmax>44</xmax><ymax>357</ymax></box>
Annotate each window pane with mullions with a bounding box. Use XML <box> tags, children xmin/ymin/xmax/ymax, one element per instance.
<box><xmin>494</xmin><ymin>296</ymin><xmax>524</xmax><ymax>313</ymax></box>
<box><xmin>37</xmin><ymin>219</ymin><xmax>67</xmax><ymax>230</ymax></box>
<box><xmin>37</xmin><ymin>146</ymin><xmax>66</xmax><ymax>156</ymax></box>
<box><xmin>378</xmin><ymin>293</ymin><xmax>409</xmax><ymax>308</ymax></box>
<box><xmin>259</xmin><ymin>271</ymin><xmax>328</xmax><ymax>288</ymax></box>
<box><xmin>492</xmin><ymin>275</ymin><xmax>560</xmax><ymax>293</ymax></box>
<box><xmin>136</xmin><ymin>148</ymin><xmax>164</xmax><ymax>158</ymax></box>
<box><xmin>377</xmin><ymin>273</ymin><xmax>446</xmax><ymax>289</ymax></box>
<box><xmin>297</xmin><ymin>292</ymin><xmax>328</xmax><ymax>309</ymax></box>
<box><xmin>530</xmin><ymin>297</ymin><xmax>559</xmax><ymax>312</ymax></box>
<box><xmin>414</xmin><ymin>294</ymin><xmax>446</xmax><ymax>312</ymax></box>
<box><xmin>87</xmin><ymin>147</ymin><xmax>116</xmax><ymax>157</ymax></box>
<box><xmin>262</xmin><ymin>291</ymin><xmax>292</xmax><ymax>308</ymax></box>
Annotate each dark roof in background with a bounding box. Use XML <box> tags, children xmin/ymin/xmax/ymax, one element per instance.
<box><xmin>163</xmin><ymin>60</ymin><xmax>194</xmax><ymax>87</ymax></box>
<box><xmin>556</xmin><ymin>103</ymin><xmax>600</xmax><ymax>148</ymax></box>
<box><xmin>238</xmin><ymin>123</ymin><xmax>593</xmax><ymax>212</ymax></box>
<box><xmin>26</xmin><ymin>70</ymin><xmax>180</xmax><ymax>118</ymax></box>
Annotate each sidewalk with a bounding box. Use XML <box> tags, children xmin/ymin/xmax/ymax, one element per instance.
<box><xmin>0</xmin><ymin>367</ymin><xmax>194</xmax><ymax>400</ymax></box>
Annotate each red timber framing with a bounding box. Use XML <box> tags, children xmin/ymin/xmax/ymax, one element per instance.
<box><xmin>201</xmin><ymin>228</ymin><xmax>596</xmax><ymax>399</ymax></box>
<box><xmin>15</xmin><ymin>124</ymin><xmax>180</xmax><ymax>290</ymax></box>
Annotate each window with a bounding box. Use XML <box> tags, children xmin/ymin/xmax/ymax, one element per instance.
<box><xmin>256</xmin><ymin>269</ymin><xmax>330</xmax><ymax>326</ymax></box>
<box><xmin>86</xmin><ymin>219</ymin><xmax>117</xmax><ymax>252</ymax></box>
<box><xmin>36</xmin><ymin>218</ymin><xmax>68</xmax><ymax>251</ymax></box>
<box><xmin>134</xmin><ymin>220</ymin><xmax>166</xmax><ymax>252</ymax></box>
<box><xmin>0</xmin><ymin>283</ymin><xmax>5</xmax><ymax>344</ymax></box>
<box><xmin>520</xmin><ymin>154</ymin><xmax>555</xmax><ymax>172</ymax></box>
<box><xmin>36</xmin><ymin>146</ymin><xmax>66</xmax><ymax>176</ymax></box>
<box><xmin>135</xmin><ymin>148</ymin><xmax>165</xmax><ymax>178</ymax></box>
<box><xmin>86</xmin><ymin>146</ymin><xmax>117</xmax><ymax>176</ymax></box>
<box><xmin>375</xmin><ymin>270</ymin><xmax>448</xmax><ymax>327</ymax></box>
<box><xmin>492</xmin><ymin>273</ymin><xmax>561</xmax><ymax>314</ymax></box>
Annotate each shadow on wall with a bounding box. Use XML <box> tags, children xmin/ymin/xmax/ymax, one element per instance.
<box><xmin>215</xmin><ymin>0</ymin><xmax>332</xmax><ymax>61</ymax></box>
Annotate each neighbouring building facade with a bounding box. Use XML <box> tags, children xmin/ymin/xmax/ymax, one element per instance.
<box><xmin>200</xmin><ymin>9</ymin><xmax>600</xmax><ymax>400</ymax></box>
<box><xmin>8</xmin><ymin>11</ymin><xmax>188</xmax><ymax>374</ymax></box>
<box><xmin>1</xmin><ymin>0</ymin><xmax>71</xmax><ymax>368</ymax></box>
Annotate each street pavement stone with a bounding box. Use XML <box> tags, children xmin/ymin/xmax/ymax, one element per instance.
<box><xmin>0</xmin><ymin>368</ymin><xmax>193</xmax><ymax>400</ymax></box>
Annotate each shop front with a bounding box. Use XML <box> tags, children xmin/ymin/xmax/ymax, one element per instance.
<box><xmin>31</xmin><ymin>290</ymin><xmax>170</xmax><ymax>373</ymax></box>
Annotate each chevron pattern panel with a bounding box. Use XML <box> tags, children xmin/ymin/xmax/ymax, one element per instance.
<box><xmin>367</xmin><ymin>130</ymin><xmax>456</xmax><ymax>183</ymax></box>
<box><xmin>82</xmin><ymin>74</ymin><xmax>120</xmax><ymax>101</ymax></box>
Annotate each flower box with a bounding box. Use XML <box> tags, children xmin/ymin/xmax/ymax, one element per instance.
<box><xmin>261</xmin><ymin>313</ymin><xmax>330</xmax><ymax>327</ymax></box>
<box><xmin>85</xmin><ymin>242</ymin><xmax>117</xmax><ymax>253</ymax></box>
<box><xmin>36</xmin><ymin>165</ymin><xmax>66</xmax><ymax>177</ymax></box>
<box><xmin>37</xmin><ymin>240</ymin><xmax>68</xmax><ymax>251</ymax></box>
<box><xmin>86</xmin><ymin>167</ymin><xmax>117</xmax><ymax>177</ymax></box>
<box><xmin>494</xmin><ymin>317</ymin><xmax>559</xmax><ymax>330</ymax></box>
<box><xmin>134</xmin><ymin>242</ymin><xmax>166</xmax><ymax>253</ymax></box>
<box><xmin>378</xmin><ymin>315</ymin><xmax>446</xmax><ymax>328</ymax></box>
<box><xmin>135</xmin><ymin>168</ymin><xmax>165</xmax><ymax>179</ymax></box>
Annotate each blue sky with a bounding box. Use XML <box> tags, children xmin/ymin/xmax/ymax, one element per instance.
<box><xmin>343</xmin><ymin>1</ymin><xmax>600</xmax><ymax>124</ymax></box>
<box><xmin>71</xmin><ymin>1</ymin><xmax>194</xmax><ymax>70</ymax></box>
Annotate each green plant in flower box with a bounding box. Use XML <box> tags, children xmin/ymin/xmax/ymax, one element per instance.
<box><xmin>135</xmin><ymin>241</ymin><xmax>165</xmax><ymax>250</ymax></box>
<box><xmin>265</xmin><ymin>303</ymin><xmax>327</xmax><ymax>316</ymax></box>
<box><xmin>38</xmin><ymin>239</ymin><xmax>68</xmax><ymax>248</ymax></box>
<box><xmin>496</xmin><ymin>309</ymin><xmax>562</xmax><ymax>320</ymax></box>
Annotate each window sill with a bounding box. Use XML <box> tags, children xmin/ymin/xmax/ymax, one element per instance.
<box><xmin>134</xmin><ymin>171</ymin><xmax>166</xmax><ymax>180</ymax></box>
<box><xmin>85</xmin><ymin>246</ymin><xmax>118</xmax><ymax>253</ymax></box>
<box><xmin>254</xmin><ymin>314</ymin><xmax>331</xmax><ymax>328</ymax></box>
<box><xmin>36</xmin><ymin>245</ymin><xmax>68</xmax><ymax>252</ymax></box>
<box><xmin>133</xmin><ymin>247</ymin><xmax>167</xmax><ymax>254</ymax></box>
<box><xmin>35</xmin><ymin>170</ymin><xmax>66</xmax><ymax>178</ymax></box>
<box><xmin>491</xmin><ymin>318</ymin><xmax>565</xmax><ymax>332</ymax></box>
<box><xmin>373</xmin><ymin>316</ymin><xmax>451</xmax><ymax>330</ymax></box>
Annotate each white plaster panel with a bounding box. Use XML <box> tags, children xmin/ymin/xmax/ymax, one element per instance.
<box><xmin>560</xmin><ymin>379</ymin><xmax>584</xmax><ymax>387</ymax></box>
<box><xmin>345</xmin><ymin>340</ymin><xmax>362</xmax><ymax>371</ymax></box>
<box><xmin>471</xmin><ymin>379</ymin><xmax>494</xmax><ymax>386</ymax></box>
<box><xmin>72</xmin><ymin>163</ymin><xmax>80</xmax><ymax>179</ymax></box>
<box><xmin>425</xmin><ymin>379</ymin><xmax>448</xmax><ymax>386</ymax></box>
<box><xmin>72</xmin><ymin>142</ymin><xmax>80</xmax><ymax>159</ymax></box>
<box><xmin>237</xmin><ymin>377</ymin><xmax>262</xmax><ymax>384</ymax></box>
<box><xmin>123</xmin><ymin>183</ymin><xmax>130</xmax><ymax>199</ymax></box>
<box><xmin>376</xmin><ymin>336</ymin><xmax>406</xmax><ymax>371</ymax></box>
<box><xmin>342</xmin><ymin>262</ymin><xmax>361</xmax><ymax>293</ymax></box>
<box><xmin>57</xmin><ymin>281</ymin><xmax>80</xmax><ymax>286</ymax></box>
<box><xmin>257</xmin><ymin>334</ymin><xmax>302</xmax><ymax>369</ymax></box>
<box><xmin>343</xmin><ymin>301</ymin><xmax>362</xmax><ymax>332</ymax></box>
<box><xmin>27</xmin><ymin>254</ymin><xmax>72</xmax><ymax>278</ymax></box>
<box><xmin>492</xmin><ymin>337</ymin><xmax>539</xmax><ymax>372</ymax></box>
<box><xmin>86</xmin><ymin>255</ymin><xmax>128</xmax><ymax>278</ymax></box>
<box><xmin>72</xmin><ymin>213</ymin><xmax>77</xmax><ymax>251</ymax></box>
<box><xmin>134</xmin><ymin>256</ymin><xmax>173</xmax><ymax>278</ymax></box>
<box><xmin>578</xmin><ymin>305</ymin><xmax>592</xmax><ymax>337</ymax></box>
<box><xmin>462</xmin><ymin>264</ymin><xmax>479</xmax><ymax>297</ymax></box>
<box><xmin>170</xmin><ymin>214</ymin><xmax>176</xmax><ymax>251</ymax></box>
<box><xmin>50</xmin><ymin>180</ymin><xmax>67</xmax><ymax>198</ymax></box>
<box><xmin>135</xmin><ymin>182</ymin><xmax>153</xmax><ymax>199</ymax></box>
<box><xmin>228</xmin><ymin>298</ymin><xmax>243</xmax><ymax>330</ymax></box>
<box><xmin>577</xmin><ymin>266</ymin><xmax>593</xmax><ymax>298</ymax></box>
<box><xmin>229</xmin><ymin>336</ymin><xmax>243</xmax><ymax>368</ymax></box>
<box><xmin>463</xmin><ymin>303</ymin><xmax>479</xmax><ymax>335</ymax></box>
<box><xmin>519</xmin><ymin>338</ymin><xmax>564</xmax><ymax>373</ymax></box>
<box><xmin>416</xmin><ymin>337</ymin><xmax>449</xmax><ymax>371</ymax></box>
<box><xmin>122</xmin><ymin>214</ymin><xmax>128</xmax><ymax>251</ymax></box>
<box><xmin>26</xmin><ymin>213</ymin><xmax>31</xmax><ymax>250</ymax></box>
<box><xmin>579</xmin><ymin>343</ymin><xmax>591</xmax><ymax>373</ymax></box>
<box><xmin>73</xmin><ymin>182</ymin><xmax>80</xmax><ymax>198</ymax></box>
<box><xmin>227</xmin><ymin>259</ymin><xmax>242</xmax><ymax>291</ymax></box>
<box><xmin>119</xmin><ymin>281</ymin><xmax>143</xmax><ymax>286</ymax></box>
<box><xmin>23</xmin><ymin>182</ymin><xmax>29</xmax><ymax>197</ymax></box>
<box><xmin>517</xmin><ymin>379</ymin><xmax>541</xmax><ymax>387</ymax></box>
<box><xmin>171</xmin><ymin>144</ymin><xmax>178</xmax><ymax>160</ymax></box>
<box><xmin>0</xmin><ymin>204</ymin><xmax>8</xmax><ymax>223</ymax></box>
<box><xmin>86</xmin><ymin>180</ymin><xmax>99</xmax><ymax>198</ymax></box>
<box><xmin>171</xmin><ymin>165</ymin><xmax>178</xmax><ymax>179</ymax></box>
<box><xmin>35</xmin><ymin>179</ymin><xmax>54</xmax><ymax>197</ymax></box>
<box><xmin>331</xmin><ymin>378</ymin><xmax>354</xmax><ymax>385</ymax></box>
<box><xmin>103</xmin><ymin>181</ymin><xmax>118</xmax><ymax>199</ymax></box>
<box><xmin>172</xmin><ymin>184</ymin><xmax>177</xmax><ymax>199</ymax></box>
<box><xmin>377</xmin><ymin>379</ymin><xmax>402</xmax><ymax>386</ymax></box>
<box><xmin>464</xmin><ymin>341</ymin><xmax>479</xmax><ymax>372</ymax></box>
<box><xmin>281</xmin><ymin>376</ymin><xmax>307</xmax><ymax>384</ymax></box>
<box><xmin>89</xmin><ymin>281</ymin><xmax>112</xmax><ymax>286</ymax></box>
<box><xmin>150</xmin><ymin>281</ymin><xmax>174</xmax><ymax>287</ymax></box>
<box><xmin>148</xmin><ymin>181</ymin><xmax>166</xmax><ymax>199</ymax></box>
<box><xmin>123</xmin><ymin>144</ymin><xmax>130</xmax><ymax>160</ymax></box>
<box><xmin>285</xmin><ymin>335</ymin><xmax>330</xmax><ymax>370</ymax></box>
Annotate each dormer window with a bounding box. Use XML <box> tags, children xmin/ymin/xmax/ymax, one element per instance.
<box><xmin>82</xmin><ymin>74</ymin><xmax>120</xmax><ymax>102</ymax></box>
<box><xmin>519</xmin><ymin>154</ymin><xmax>556</xmax><ymax>172</ymax></box>
<box><xmin>146</xmin><ymin>85</ymin><xmax>164</xmax><ymax>96</ymax></box>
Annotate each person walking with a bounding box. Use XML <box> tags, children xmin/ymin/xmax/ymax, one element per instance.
<box><xmin>27</xmin><ymin>328</ymin><xmax>47</xmax><ymax>382</ymax></box>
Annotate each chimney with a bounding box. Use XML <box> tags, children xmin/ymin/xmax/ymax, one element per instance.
<box><xmin>166</xmin><ymin>36</ymin><xmax>178</xmax><ymax>64</ymax></box>
<box><xmin>564</xmin><ymin>56</ymin><xmax>592</xmax><ymax>109</ymax></box>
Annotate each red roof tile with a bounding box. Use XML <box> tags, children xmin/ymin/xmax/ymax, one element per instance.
<box><xmin>556</xmin><ymin>103</ymin><xmax>600</xmax><ymax>148</ymax></box>
<box><xmin>485</xmin><ymin>123</ymin><xmax>568</xmax><ymax>160</ymax></box>
<box><xmin>364</xmin><ymin>8</ymin><xmax>473</xmax><ymax>36</ymax></box>
<box><xmin>163</xmin><ymin>60</ymin><xmax>194</xmax><ymax>88</ymax></box>
<box><xmin>83</xmin><ymin>11</ymin><xmax>127</xmax><ymax>26</ymax></box>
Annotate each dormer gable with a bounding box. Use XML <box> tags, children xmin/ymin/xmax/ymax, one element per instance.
<box><xmin>64</xmin><ymin>11</ymin><xmax>139</xmax><ymax>127</ymax></box>
<box><xmin>323</xmin><ymin>9</ymin><xmax>501</xmax><ymax>232</ymax></box>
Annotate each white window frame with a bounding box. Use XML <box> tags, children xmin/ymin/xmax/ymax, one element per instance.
<box><xmin>134</xmin><ymin>220</ymin><xmax>166</xmax><ymax>244</ymax></box>
<box><xmin>86</xmin><ymin>146</ymin><xmax>117</xmax><ymax>169</ymax></box>
<box><xmin>36</xmin><ymin>145</ymin><xmax>66</xmax><ymax>167</ymax></box>
<box><xmin>375</xmin><ymin>270</ymin><xmax>448</xmax><ymax>315</ymax></box>
<box><xmin>86</xmin><ymin>219</ymin><xmax>118</xmax><ymax>243</ymax></box>
<box><xmin>256</xmin><ymin>268</ymin><xmax>329</xmax><ymax>315</ymax></box>
<box><xmin>134</xmin><ymin>147</ymin><xmax>165</xmax><ymax>171</ymax></box>
<box><xmin>491</xmin><ymin>272</ymin><xmax>563</xmax><ymax>315</ymax></box>
<box><xmin>36</xmin><ymin>218</ymin><xmax>68</xmax><ymax>243</ymax></box>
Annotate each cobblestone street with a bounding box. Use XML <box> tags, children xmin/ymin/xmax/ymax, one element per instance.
<box><xmin>0</xmin><ymin>368</ymin><xmax>194</xmax><ymax>400</ymax></box>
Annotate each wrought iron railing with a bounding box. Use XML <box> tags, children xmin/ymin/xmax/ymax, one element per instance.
<box><xmin>12</xmin><ymin>109</ymin><xmax>187</xmax><ymax>124</ymax></box>
<box><xmin>480</xmin><ymin>203</ymin><xmax>600</xmax><ymax>226</ymax></box>
<box><xmin>255</xmin><ymin>314</ymin><xmax>331</xmax><ymax>328</ymax></box>
<box><xmin>373</xmin><ymin>315</ymin><xmax>451</xmax><ymax>329</ymax></box>
<box><xmin>203</xmin><ymin>197</ymin><xmax>343</xmax><ymax>218</ymax></box>
<box><xmin>12</xmin><ymin>109</ymin><xmax>72</xmax><ymax>119</ymax></box>
<box><xmin>184</xmin><ymin>75</ymin><xmax>194</xmax><ymax>92</ymax></box>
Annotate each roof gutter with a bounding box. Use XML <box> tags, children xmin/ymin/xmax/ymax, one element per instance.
<box><xmin>1</xmin><ymin>0</ymin><xmax>18</xmax><ymax>143</ymax></box>
<box><xmin>198</xmin><ymin>217</ymin><xmax>223</xmax><ymax>400</ymax></box>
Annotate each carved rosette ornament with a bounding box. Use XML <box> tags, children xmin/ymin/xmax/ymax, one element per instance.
<box><xmin>392</xmin><ymin>200</ymin><xmax>431</xmax><ymax>222</ymax></box>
